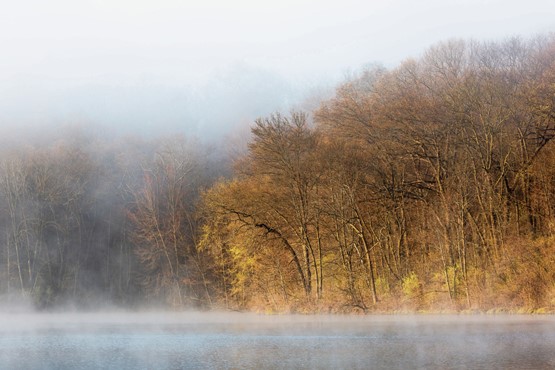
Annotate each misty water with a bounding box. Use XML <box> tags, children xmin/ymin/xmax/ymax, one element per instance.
<box><xmin>0</xmin><ymin>312</ymin><xmax>553</xmax><ymax>369</ymax></box>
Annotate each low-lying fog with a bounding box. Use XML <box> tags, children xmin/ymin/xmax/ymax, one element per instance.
<box><xmin>0</xmin><ymin>312</ymin><xmax>553</xmax><ymax>369</ymax></box>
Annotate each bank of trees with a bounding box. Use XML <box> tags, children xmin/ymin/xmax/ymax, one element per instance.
<box><xmin>0</xmin><ymin>138</ymin><xmax>133</xmax><ymax>307</ymax></box>
<box><xmin>0</xmin><ymin>134</ymin><xmax>217</xmax><ymax>308</ymax></box>
<box><xmin>0</xmin><ymin>35</ymin><xmax>553</xmax><ymax>312</ymax></box>
<box><xmin>201</xmin><ymin>36</ymin><xmax>555</xmax><ymax>312</ymax></box>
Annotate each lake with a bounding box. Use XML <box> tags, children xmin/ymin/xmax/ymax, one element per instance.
<box><xmin>0</xmin><ymin>312</ymin><xmax>553</xmax><ymax>369</ymax></box>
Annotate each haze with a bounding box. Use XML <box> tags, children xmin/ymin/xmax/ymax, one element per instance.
<box><xmin>0</xmin><ymin>313</ymin><xmax>554</xmax><ymax>369</ymax></box>
<box><xmin>1</xmin><ymin>0</ymin><xmax>553</xmax><ymax>138</ymax></box>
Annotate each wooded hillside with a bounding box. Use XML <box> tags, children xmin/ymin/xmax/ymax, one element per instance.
<box><xmin>1</xmin><ymin>35</ymin><xmax>554</xmax><ymax>312</ymax></box>
<box><xmin>202</xmin><ymin>36</ymin><xmax>555</xmax><ymax>312</ymax></box>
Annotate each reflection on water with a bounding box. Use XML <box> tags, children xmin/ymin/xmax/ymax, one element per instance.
<box><xmin>0</xmin><ymin>313</ymin><xmax>553</xmax><ymax>369</ymax></box>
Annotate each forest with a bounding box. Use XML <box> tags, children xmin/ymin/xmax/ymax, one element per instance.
<box><xmin>1</xmin><ymin>35</ymin><xmax>554</xmax><ymax>313</ymax></box>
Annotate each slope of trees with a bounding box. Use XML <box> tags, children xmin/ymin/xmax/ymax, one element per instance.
<box><xmin>0</xmin><ymin>35</ymin><xmax>553</xmax><ymax>312</ymax></box>
<box><xmin>0</xmin><ymin>133</ymin><xmax>218</xmax><ymax>309</ymax></box>
<box><xmin>127</xmin><ymin>138</ymin><xmax>214</xmax><ymax>307</ymax></box>
<box><xmin>201</xmin><ymin>36</ymin><xmax>555</xmax><ymax>312</ymax></box>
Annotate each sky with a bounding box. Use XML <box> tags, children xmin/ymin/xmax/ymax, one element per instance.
<box><xmin>0</xmin><ymin>0</ymin><xmax>553</xmax><ymax>140</ymax></box>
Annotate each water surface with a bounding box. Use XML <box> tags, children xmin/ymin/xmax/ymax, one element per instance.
<box><xmin>0</xmin><ymin>312</ymin><xmax>553</xmax><ymax>369</ymax></box>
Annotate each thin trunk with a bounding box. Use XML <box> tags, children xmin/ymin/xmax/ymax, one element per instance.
<box><xmin>316</xmin><ymin>220</ymin><xmax>323</xmax><ymax>300</ymax></box>
<box><xmin>7</xmin><ymin>234</ymin><xmax>10</xmax><ymax>295</ymax></box>
<box><xmin>354</xmin><ymin>206</ymin><xmax>378</xmax><ymax>304</ymax></box>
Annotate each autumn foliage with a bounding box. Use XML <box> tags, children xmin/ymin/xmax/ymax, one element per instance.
<box><xmin>0</xmin><ymin>36</ymin><xmax>553</xmax><ymax>312</ymax></box>
<box><xmin>201</xmin><ymin>36</ymin><xmax>555</xmax><ymax>313</ymax></box>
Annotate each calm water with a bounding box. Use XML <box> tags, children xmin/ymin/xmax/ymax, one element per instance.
<box><xmin>0</xmin><ymin>312</ymin><xmax>553</xmax><ymax>369</ymax></box>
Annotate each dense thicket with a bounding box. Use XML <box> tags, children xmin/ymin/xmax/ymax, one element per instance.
<box><xmin>202</xmin><ymin>36</ymin><xmax>555</xmax><ymax>312</ymax></box>
<box><xmin>1</xmin><ymin>35</ymin><xmax>554</xmax><ymax>312</ymax></box>
<box><xmin>0</xmin><ymin>133</ymin><xmax>217</xmax><ymax>308</ymax></box>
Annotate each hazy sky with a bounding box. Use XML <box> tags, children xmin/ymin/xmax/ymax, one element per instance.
<box><xmin>1</xmin><ymin>0</ymin><xmax>553</xmax><ymax>139</ymax></box>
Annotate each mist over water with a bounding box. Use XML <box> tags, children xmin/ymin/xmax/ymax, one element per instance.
<box><xmin>0</xmin><ymin>312</ymin><xmax>553</xmax><ymax>369</ymax></box>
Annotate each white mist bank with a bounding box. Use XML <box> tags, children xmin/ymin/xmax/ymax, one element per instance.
<box><xmin>0</xmin><ymin>311</ymin><xmax>553</xmax><ymax>369</ymax></box>
<box><xmin>1</xmin><ymin>311</ymin><xmax>554</xmax><ymax>332</ymax></box>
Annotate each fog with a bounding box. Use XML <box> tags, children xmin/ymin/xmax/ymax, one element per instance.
<box><xmin>1</xmin><ymin>0</ymin><xmax>553</xmax><ymax>140</ymax></box>
<box><xmin>0</xmin><ymin>312</ymin><xmax>554</xmax><ymax>369</ymax></box>
<box><xmin>1</xmin><ymin>310</ymin><xmax>552</xmax><ymax>333</ymax></box>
